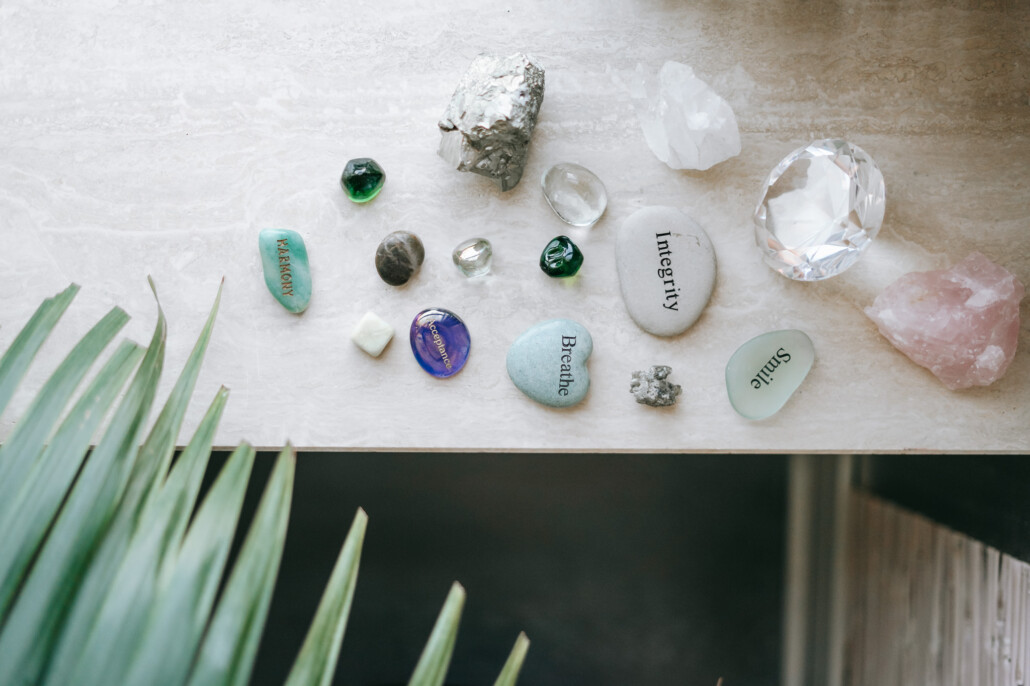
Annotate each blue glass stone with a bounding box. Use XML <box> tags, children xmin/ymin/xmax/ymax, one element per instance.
<box><xmin>409</xmin><ymin>308</ymin><xmax>471</xmax><ymax>378</ymax></box>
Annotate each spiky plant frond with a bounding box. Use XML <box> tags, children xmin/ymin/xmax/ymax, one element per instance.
<box><xmin>0</xmin><ymin>284</ymin><xmax>527</xmax><ymax>686</ymax></box>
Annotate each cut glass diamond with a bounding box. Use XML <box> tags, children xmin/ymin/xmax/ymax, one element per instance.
<box><xmin>754</xmin><ymin>139</ymin><xmax>885</xmax><ymax>281</ymax></box>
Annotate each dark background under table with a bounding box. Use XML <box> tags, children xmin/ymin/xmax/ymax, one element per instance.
<box><xmin>206</xmin><ymin>452</ymin><xmax>788</xmax><ymax>686</ymax></box>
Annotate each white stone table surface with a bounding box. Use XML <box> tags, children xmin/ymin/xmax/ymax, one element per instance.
<box><xmin>1</xmin><ymin>0</ymin><xmax>1027</xmax><ymax>453</ymax></box>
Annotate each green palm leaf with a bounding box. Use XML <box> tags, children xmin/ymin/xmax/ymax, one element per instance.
<box><xmin>187</xmin><ymin>447</ymin><xmax>296</xmax><ymax>686</ymax></box>
<box><xmin>0</xmin><ymin>338</ymin><xmax>142</xmax><ymax>621</ymax></box>
<box><xmin>118</xmin><ymin>442</ymin><xmax>255</xmax><ymax>685</ymax></box>
<box><xmin>0</xmin><ymin>290</ymin><xmax>166</xmax><ymax>685</ymax></box>
<box><xmin>0</xmin><ymin>282</ymin><xmax>529</xmax><ymax>686</ymax></box>
<box><xmin>0</xmin><ymin>306</ymin><xmax>129</xmax><ymax>509</ymax></box>
<box><xmin>493</xmin><ymin>632</ymin><xmax>530</xmax><ymax>686</ymax></box>
<box><xmin>284</xmin><ymin>508</ymin><xmax>369</xmax><ymax>686</ymax></box>
<box><xmin>42</xmin><ymin>280</ymin><xmax>224</xmax><ymax>682</ymax></box>
<box><xmin>0</xmin><ymin>284</ymin><xmax>77</xmax><ymax>418</ymax></box>
<box><xmin>408</xmin><ymin>582</ymin><xmax>466</xmax><ymax>686</ymax></box>
<box><xmin>42</xmin><ymin>388</ymin><xmax>231</xmax><ymax>686</ymax></box>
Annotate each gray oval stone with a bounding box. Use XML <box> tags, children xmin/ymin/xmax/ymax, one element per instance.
<box><xmin>615</xmin><ymin>206</ymin><xmax>716</xmax><ymax>337</ymax></box>
<box><xmin>375</xmin><ymin>231</ymin><xmax>425</xmax><ymax>286</ymax></box>
<box><xmin>506</xmin><ymin>319</ymin><xmax>592</xmax><ymax>408</ymax></box>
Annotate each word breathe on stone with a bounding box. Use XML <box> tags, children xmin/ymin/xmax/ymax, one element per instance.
<box><xmin>539</xmin><ymin>236</ymin><xmax>583</xmax><ymax>278</ymax></box>
<box><xmin>541</xmin><ymin>162</ymin><xmax>607</xmax><ymax>226</ymax></box>
<box><xmin>409</xmin><ymin>308</ymin><xmax>471</xmax><ymax>378</ymax></box>
<box><xmin>506</xmin><ymin>319</ymin><xmax>593</xmax><ymax>408</ymax></box>
<box><xmin>725</xmin><ymin>330</ymin><xmax>814</xmax><ymax>420</ymax></box>
<box><xmin>615</xmin><ymin>206</ymin><xmax>716</xmax><ymax>337</ymax></box>
<box><xmin>452</xmin><ymin>238</ymin><xmax>493</xmax><ymax>278</ymax></box>
<box><xmin>865</xmin><ymin>252</ymin><xmax>1024</xmax><ymax>390</ymax></box>
<box><xmin>754</xmin><ymin>139</ymin><xmax>885</xmax><ymax>281</ymax></box>
<box><xmin>629</xmin><ymin>366</ymin><xmax>681</xmax><ymax>407</ymax></box>
<box><xmin>258</xmin><ymin>229</ymin><xmax>311</xmax><ymax>314</ymax></box>
<box><xmin>375</xmin><ymin>231</ymin><xmax>425</xmax><ymax>286</ymax></box>
<box><xmin>341</xmin><ymin>158</ymin><xmax>386</xmax><ymax>203</ymax></box>
<box><xmin>351</xmin><ymin>311</ymin><xmax>394</xmax><ymax>358</ymax></box>
<box><xmin>557</xmin><ymin>335</ymin><xmax>579</xmax><ymax>396</ymax></box>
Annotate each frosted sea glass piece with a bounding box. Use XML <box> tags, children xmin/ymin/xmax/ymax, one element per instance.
<box><xmin>725</xmin><ymin>330</ymin><xmax>814</xmax><ymax>420</ymax></box>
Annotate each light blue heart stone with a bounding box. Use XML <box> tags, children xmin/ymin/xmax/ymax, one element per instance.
<box><xmin>259</xmin><ymin>229</ymin><xmax>312</xmax><ymax>314</ymax></box>
<box><xmin>506</xmin><ymin>319</ymin><xmax>593</xmax><ymax>408</ymax></box>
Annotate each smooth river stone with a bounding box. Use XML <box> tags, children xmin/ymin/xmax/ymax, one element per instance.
<box><xmin>376</xmin><ymin>231</ymin><xmax>425</xmax><ymax>286</ymax></box>
<box><xmin>258</xmin><ymin>229</ymin><xmax>311</xmax><ymax>314</ymax></box>
<box><xmin>410</xmin><ymin>308</ymin><xmax>471</xmax><ymax>378</ymax></box>
<box><xmin>725</xmin><ymin>330</ymin><xmax>814</xmax><ymax>420</ymax></box>
<box><xmin>615</xmin><ymin>206</ymin><xmax>716</xmax><ymax>336</ymax></box>
<box><xmin>506</xmin><ymin>319</ymin><xmax>592</xmax><ymax>408</ymax></box>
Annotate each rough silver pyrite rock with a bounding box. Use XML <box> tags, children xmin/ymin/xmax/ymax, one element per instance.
<box><xmin>630</xmin><ymin>366</ymin><xmax>682</xmax><ymax>407</ymax></box>
<box><xmin>438</xmin><ymin>53</ymin><xmax>545</xmax><ymax>191</ymax></box>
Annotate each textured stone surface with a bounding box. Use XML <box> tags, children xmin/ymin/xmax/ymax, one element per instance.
<box><xmin>630</xmin><ymin>366</ymin><xmax>681</xmax><ymax>407</ymax></box>
<box><xmin>1</xmin><ymin>0</ymin><xmax>1027</xmax><ymax>451</ymax></box>
<box><xmin>617</xmin><ymin>61</ymin><xmax>740</xmax><ymax>171</ymax></box>
<box><xmin>866</xmin><ymin>253</ymin><xmax>1024</xmax><ymax>390</ymax></box>
<box><xmin>507</xmin><ymin>319</ymin><xmax>592</xmax><ymax>408</ymax></box>
<box><xmin>375</xmin><ymin>231</ymin><xmax>424</xmax><ymax>286</ymax></box>
<box><xmin>438</xmin><ymin>53</ymin><xmax>544</xmax><ymax>191</ymax></box>
<box><xmin>615</xmin><ymin>207</ymin><xmax>716</xmax><ymax>337</ymax></box>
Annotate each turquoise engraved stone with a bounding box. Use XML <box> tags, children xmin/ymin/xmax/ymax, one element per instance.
<box><xmin>725</xmin><ymin>330</ymin><xmax>814</xmax><ymax>420</ymax></box>
<box><xmin>506</xmin><ymin>319</ymin><xmax>592</xmax><ymax>408</ymax></box>
<box><xmin>259</xmin><ymin>229</ymin><xmax>312</xmax><ymax>314</ymax></box>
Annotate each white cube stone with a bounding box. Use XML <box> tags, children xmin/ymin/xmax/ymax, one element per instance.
<box><xmin>350</xmin><ymin>311</ymin><xmax>394</xmax><ymax>357</ymax></box>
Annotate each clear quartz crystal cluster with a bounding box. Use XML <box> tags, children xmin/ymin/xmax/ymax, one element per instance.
<box><xmin>865</xmin><ymin>253</ymin><xmax>1024</xmax><ymax>390</ymax></box>
<box><xmin>754</xmin><ymin>139</ymin><xmax>886</xmax><ymax>281</ymax></box>
<box><xmin>438</xmin><ymin>53</ymin><xmax>545</xmax><ymax>191</ymax></box>
<box><xmin>620</xmin><ymin>61</ymin><xmax>741</xmax><ymax>171</ymax></box>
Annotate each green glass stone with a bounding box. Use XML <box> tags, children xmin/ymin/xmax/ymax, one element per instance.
<box><xmin>259</xmin><ymin>229</ymin><xmax>312</xmax><ymax>314</ymax></box>
<box><xmin>539</xmin><ymin>236</ymin><xmax>583</xmax><ymax>278</ymax></box>
<box><xmin>725</xmin><ymin>329</ymin><xmax>815</xmax><ymax>420</ymax></box>
<box><xmin>341</xmin><ymin>157</ymin><xmax>385</xmax><ymax>203</ymax></box>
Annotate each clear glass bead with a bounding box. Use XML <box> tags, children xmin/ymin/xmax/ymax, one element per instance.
<box><xmin>754</xmin><ymin>139</ymin><xmax>885</xmax><ymax>281</ymax></box>
<box><xmin>452</xmin><ymin>238</ymin><xmax>493</xmax><ymax>278</ymax></box>
<box><xmin>541</xmin><ymin>162</ymin><xmax>607</xmax><ymax>226</ymax></box>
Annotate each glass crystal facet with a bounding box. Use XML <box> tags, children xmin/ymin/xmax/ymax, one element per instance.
<box><xmin>539</xmin><ymin>236</ymin><xmax>583</xmax><ymax>278</ymax></box>
<box><xmin>452</xmin><ymin>238</ymin><xmax>493</xmax><ymax>277</ymax></box>
<box><xmin>541</xmin><ymin>162</ymin><xmax>607</xmax><ymax>226</ymax></box>
<box><xmin>341</xmin><ymin>157</ymin><xmax>385</xmax><ymax>203</ymax></box>
<box><xmin>754</xmin><ymin>139</ymin><xmax>885</xmax><ymax>281</ymax></box>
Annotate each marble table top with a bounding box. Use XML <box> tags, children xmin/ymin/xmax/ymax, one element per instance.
<box><xmin>1</xmin><ymin>0</ymin><xmax>1027</xmax><ymax>452</ymax></box>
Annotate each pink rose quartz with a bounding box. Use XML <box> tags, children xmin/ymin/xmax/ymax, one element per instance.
<box><xmin>865</xmin><ymin>252</ymin><xmax>1024</xmax><ymax>390</ymax></box>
